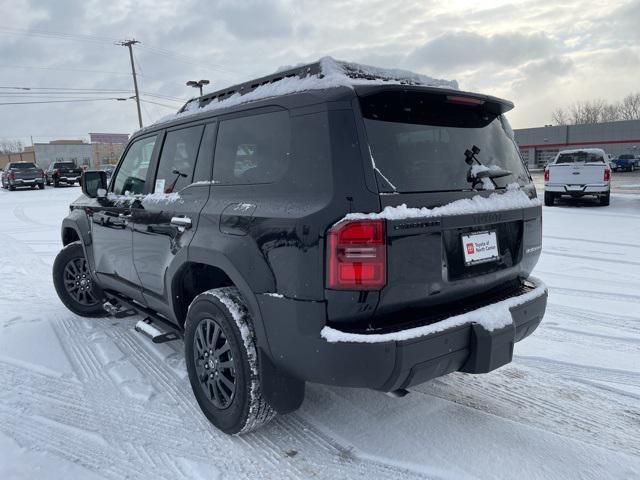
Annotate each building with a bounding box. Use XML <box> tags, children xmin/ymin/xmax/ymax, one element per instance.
<box><xmin>515</xmin><ymin>119</ymin><xmax>640</xmax><ymax>168</ymax></box>
<box><xmin>0</xmin><ymin>146</ymin><xmax>36</xmax><ymax>169</ymax></box>
<box><xmin>33</xmin><ymin>140</ymin><xmax>93</xmax><ymax>171</ymax></box>
<box><xmin>90</xmin><ymin>133</ymin><xmax>128</xmax><ymax>167</ymax></box>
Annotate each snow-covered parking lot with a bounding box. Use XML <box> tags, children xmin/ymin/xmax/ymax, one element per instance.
<box><xmin>0</xmin><ymin>186</ymin><xmax>639</xmax><ymax>480</ymax></box>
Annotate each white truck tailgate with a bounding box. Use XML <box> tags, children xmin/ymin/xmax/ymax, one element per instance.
<box><xmin>548</xmin><ymin>164</ymin><xmax>605</xmax><ymax>185</ymax></box>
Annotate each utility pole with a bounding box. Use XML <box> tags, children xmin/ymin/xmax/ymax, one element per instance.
<box><xmin>118</xmin><ymin>39</ymin><xmax>143</xmax><ymax>128</ymax></box>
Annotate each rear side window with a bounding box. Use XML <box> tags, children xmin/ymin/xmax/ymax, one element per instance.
<box><xmin>54</xmin><ymin>162</ymin><xmax>76</xmax><ymax>169</ymax></box>
<box><xmin>213</xmin><ymin>111</ymin><xmax>291</xmax><ymax>185</ymax></box>
<box><xmin>556</xmin><ymin>152</ymin><xmax>604</xmax><ymax>163</ymax></box>
<box><xmin>153</xmin><ymin>125</ymin><xmax>204</xmax><ymax>193</ymax></box>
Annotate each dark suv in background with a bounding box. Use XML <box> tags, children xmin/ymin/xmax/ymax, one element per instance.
<box><xmin>54</xmin><ymin>59</ymin><xmax>547</xmax><ymax>434</ymax></box>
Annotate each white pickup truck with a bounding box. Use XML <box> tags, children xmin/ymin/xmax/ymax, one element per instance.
<box><xmin>544</xmin><ymin>148</ymin><xmax>611</xmax><ymax>206</ymax></box>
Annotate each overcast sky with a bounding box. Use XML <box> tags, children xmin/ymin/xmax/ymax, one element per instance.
<box><xmin>1</xmin><ymin>0</ymin><xmax>639</xmax><ymax>144</ymax></box>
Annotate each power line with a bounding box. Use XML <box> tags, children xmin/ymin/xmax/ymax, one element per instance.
<box><xmin>0</xmin><ymin>98</ymin><xmax>127</xmax><ymax>106</ymax></box>
<box><xmin>0</xmin><ymin>64</ymin><xmax>136</xmax><ymax>76</ymax></box>
<box><xmin>140</xmin><ymin>99</ymin><xmax>180</xmax><ymax>109</ymax></box>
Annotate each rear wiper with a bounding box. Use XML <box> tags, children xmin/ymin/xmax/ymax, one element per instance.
<box><xmin>464</xmin><ymin>145</ymin><xmax>512</xmax><ymax>190</ymax></box>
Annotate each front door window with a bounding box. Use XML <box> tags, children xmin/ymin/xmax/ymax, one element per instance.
<box><xmin>112</xmin><ymin>135</ymin><xmax>157</xmax><ymax>196</ymax></box>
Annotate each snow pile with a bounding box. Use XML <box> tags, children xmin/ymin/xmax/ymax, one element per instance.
<box><xmin>105</xmin><ymin>192</ymin><xmax>182</xmax><ymax>206</ymax></box>
<box><xmin>342</xmin><ymin>185</ymin><xmax>541</xmax><ymax>223</ymax></box>
<box><xmin>321</xmin><ymin>277</ymin><xmax>547</xmax><ymax>344</ymax></box>
<box><xmin>145</xmin><ymin>57</ymin><xmax>457</xmax><ymax>130</ymax></box>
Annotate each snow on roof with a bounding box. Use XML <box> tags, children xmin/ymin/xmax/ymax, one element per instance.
<box><xmin>321</xmin><ymin>277</ymin><xmax>547</xmax><ymax>343</ymax></box>
<box><xmin>341</xmin><ymin>184</ymin><xmax>541</xmax><ymax>223</ymax></box>
<box><xmin>557</xmin><ymin>148</ymin><xmax>606</xmax><ymax>155</ymax></box>
<box><xmin>138</xmin><ymin>57</ymin><xmax>458</xmax><ymax>134</ymax></box>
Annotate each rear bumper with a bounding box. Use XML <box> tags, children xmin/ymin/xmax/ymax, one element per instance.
<box><xmin>258</xmin><ymin>277</ymin><xmax>547</xmax><ymax>391</ymax></box>
<box><xmin>11</xmin><ymin>178</ymin><xmax>44</xmax><ymax>185</ymax></box>
<box><xmin>57</xmin><ymin>176</ymin><xmax>81</xmax><ymax>183</ymax></box>
<box><xmin>545</xmin><ymin>183</ymin><xmax>609</xmax><ymax>195</ymax></box>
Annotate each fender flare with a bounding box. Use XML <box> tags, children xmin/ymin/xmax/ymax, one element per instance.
<box><xmin>181</xmin><ymin>246</ymin><xmax>274</xmax><ymax>359</ymax></box>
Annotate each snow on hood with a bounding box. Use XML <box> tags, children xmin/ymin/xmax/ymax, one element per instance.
<box><xmin>321</xmin><ymin>277</ymin><xmax>547</xmax><ymax>344</ymax></box>
<box><xmin>137</xmin><ymin>57</ymin><xmax>458</xmax><ymax>134</ymax></box>
<box><xmin>341</xmin><ymin>184</ymin><xmax>541</xmax><ymax>223</ymax></box>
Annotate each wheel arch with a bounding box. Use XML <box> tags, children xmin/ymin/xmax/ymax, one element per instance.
<box><xmin>170</xmin><ymin>249</ymin><xmax>273</xmax><ymax>359</ymax></box>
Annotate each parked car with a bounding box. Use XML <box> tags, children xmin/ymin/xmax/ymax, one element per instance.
<box><xmin>544</xmin><ymin>148</ymin><xmax>611</xmax><ymax>206</ymax></box>
<box><xmin>614</xmin><ymin>154</ymin><xmax>637</xmax><ymax>172</ymax></box>
<box><xmin>45</xmin><ymin>161</ymin><xmax>83</xmax><ymax>187</ymax></box>
<box><xmin>1</xmin><ymin>161</ymin><xmax>45</xmax><ymax>190</ymax></box>
<box><xmin>53</xmin><ymin>59</ymin><xmax>547</xmax><ymax>435</ymax></box>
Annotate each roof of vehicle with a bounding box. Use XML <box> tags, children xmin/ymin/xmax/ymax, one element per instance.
<box><xmin>130</xmin><ymin>57</ymin><xmax>514</xmax><ymax>140</ymax></box>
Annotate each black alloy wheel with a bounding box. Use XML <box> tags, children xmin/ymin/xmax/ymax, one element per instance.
<box><xmin>62</xmin><ymin>257</ymin><xmax>99</xmax><ymax>306</ymax></box>
<box><xmin>193</xmin><ymin>318</ymin><xmax>237</xmax><ymax>409</ymax></box>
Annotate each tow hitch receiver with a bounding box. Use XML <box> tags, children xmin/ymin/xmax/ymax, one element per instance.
<box><xmin>460</xmin><ymin>322</ymin><xmax>515</xmax><ymax>374</ymax></box>
<box><xmin>135</xmin><ymin>318</ymin><xmax>181</xmax><ymax>344</ymax></box>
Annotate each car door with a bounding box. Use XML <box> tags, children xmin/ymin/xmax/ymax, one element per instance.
<box><xmin>91</xmin><ymin>134</ymin><xmax>160</xmax><ymax>300</ymax></box>
<box><xmin>131</xmin><ymin>123</ymin><xmax>213</xmax><ymax>316</ymax></box>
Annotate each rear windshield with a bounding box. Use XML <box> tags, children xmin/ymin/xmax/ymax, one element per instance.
<box><xmin>360</xmin><ymin>91</ymin><xmax>529</xmax><ymax>193</ymax></box>
<box><xmin>556</xmin><ymin>152</ymin><xmax>604</xmax><ymax>164</ymax></box>
<box><xmin>54</xmin><ymin>162</ymin><xmax>77</xmax><ymax>168</ymax></box>
<box><xmin>9</xmin><ymin>163</ymin><xmax>36</xmax><ymax>169</ymax></box>
<box><xmin>618</xmin><ymin>154</ymin><xmax>634</xmax><ymax>159</ymax></box>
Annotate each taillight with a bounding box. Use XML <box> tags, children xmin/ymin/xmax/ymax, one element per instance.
<box><xmin>8</xmin><ymin>171</ymin><xmax>15</xmax><ymax>180</ymax></box>
<box><xmin>604</xmin><ymin>168</ymin><xmax>610</xmax><ymax>182</ymax></box>
<box><xmin>327</xmin><ymin>219</ymin><xmax>386</xmax><ymax>290</ymax></box>
<box><xmin>544</xmin><ymin>168</ymin><xmax>549</xmax><ymax>182</ymax></box>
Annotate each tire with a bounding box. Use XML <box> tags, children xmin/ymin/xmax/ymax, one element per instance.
<box><xmin>599</xmin><ymin>192</ymin><xmax>610</xmax><ymax>206</ymax></box>
<box><xmin>53</xmin><ymin>178</ymin><xmax>59</xmax><ymax>188</ymax></box>
<box><xmin>9</xmin><ymin>183</ymin><xmax>15</xmax><ymax>191</ymax></box>
<box><xmin>544</xmin><ymin>191</ymin><xmax>555</xmax><ymax>206</ymax></box>
<box><xmin>53</xmin><ymin>241</ymin><xmax>105</xmax><ymax>317</ymax></box>
<box><xmin>185</xmin><ymin>287</ymin><xmax>276</xmax><ymax>435</ymax></box>
<box><xmin>38</xmin><ymin>183</ymin><xmax>45</xmax><ymax>190</ymax></box>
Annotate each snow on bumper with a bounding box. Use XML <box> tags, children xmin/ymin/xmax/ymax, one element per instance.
<box><xmin>258</xmin><ymin>278</ymin><xmax>547</xmax><ymax>391</ymax></box>
<box><xmin>321</xmin><ymin>277</ymin><xmax>547</xmax><ymax>344</ymax></box>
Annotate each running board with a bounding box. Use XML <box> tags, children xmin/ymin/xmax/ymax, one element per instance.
<box><xmin>135</xmin><ymin>318</ymin><xmax>181</xmax><ymax>344</ymax></box>
<box><xmin>103</xmin><ymin>301</ymin><xmax>136</xmax><ymax>318</ymax></box>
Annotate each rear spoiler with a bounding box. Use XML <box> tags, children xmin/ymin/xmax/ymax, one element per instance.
<box><xmin>354</xmin><ymin>84</ymin><xmax>514</xmax><ymax>115</ymax></box>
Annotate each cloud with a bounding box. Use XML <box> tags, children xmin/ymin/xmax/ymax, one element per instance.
<box><xmin>407</xmin><ymin>31</ymin><xmax>557</xmax><ymax>71</ymax></box>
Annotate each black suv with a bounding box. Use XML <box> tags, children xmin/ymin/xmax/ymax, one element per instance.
<box><xmin>53</xmin><ymin>59</ymin><xmax>547</xmax><ymax>434</ymax></box>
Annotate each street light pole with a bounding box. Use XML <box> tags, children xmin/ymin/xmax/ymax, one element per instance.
<box><xmin>186</xmin><ymin>79</ymin><xmax>210</xmax><ymax>97</ymax></box>
<box><xmin>118</xmin><ymin>39</ymin><xmax>143</xmax><ymax>128</ymax></box>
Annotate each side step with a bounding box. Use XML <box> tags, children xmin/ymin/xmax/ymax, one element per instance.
<box><xmin>103</xmin><ymin>301</ymin><xmax>136</xmax><ymax>318</ymax></box>
<box><xmin>135</xmin><ymin>318</ymin><xmax>181</xmax><ymax>344</ymax></box>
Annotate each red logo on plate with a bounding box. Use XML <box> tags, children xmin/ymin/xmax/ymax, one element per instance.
<box><xmin>466</xmin><ymin>243</ymin><xmax>475</xmax><ymax>254</ymax></box>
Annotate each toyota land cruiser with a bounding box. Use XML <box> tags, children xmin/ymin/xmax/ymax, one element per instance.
<box><xmin>53</xmin><ymin>58</ymin><xmax>547</xmax><ymax>434</ymax></box>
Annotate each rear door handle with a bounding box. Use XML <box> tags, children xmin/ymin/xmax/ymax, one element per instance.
<box><xmin>171</xmin><ymin>216</ymin><xmax>192</xmax><ymax>232</ymax></box>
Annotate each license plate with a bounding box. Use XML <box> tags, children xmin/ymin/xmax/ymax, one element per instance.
<box><xmin>566</xmin><ymin>185</ymin><xmax>583</xmax><ymax>191</ymax></box>
<box><xmin>461</xmin><ymin>231</ymin><xmax>499</xmax><ymax>266</ymax></box>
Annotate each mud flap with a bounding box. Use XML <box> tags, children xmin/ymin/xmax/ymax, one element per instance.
<box><xmin>460</xmin><ymin>322</ymin><xmax>515</xmax><ymax>374</ymax></box>
<box><xmin>259</xmin><ymin>348</ymin><xmax>305</xmax><ymax>414</ymax></box>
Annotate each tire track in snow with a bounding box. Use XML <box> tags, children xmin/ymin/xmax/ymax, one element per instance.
<box><xmin>416</xmin><ymin>365</ymin><xmax>640</xmax><ymax>457</ymax></box>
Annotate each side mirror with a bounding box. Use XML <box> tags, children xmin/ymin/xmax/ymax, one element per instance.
<box><xmin>81</xmin><ymin>170</ymin><xmax>107</xmax><ymax>198</ymax></box>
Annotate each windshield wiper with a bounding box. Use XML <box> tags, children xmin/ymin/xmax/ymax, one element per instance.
<box><xmin>464</xmin><ymin>145</ymin><xmax>512</xmax><ymax>190</ymax></box>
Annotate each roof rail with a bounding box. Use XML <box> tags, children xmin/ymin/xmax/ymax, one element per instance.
<box><xmin>177</xmin><ymin>57</ymin><xmax>454</xmax><ymax>113</ymax></box>
<box><xmin>178</xmin><ymin>61</ymin><xmax>324</xmax><ymax>113</ymax></box>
